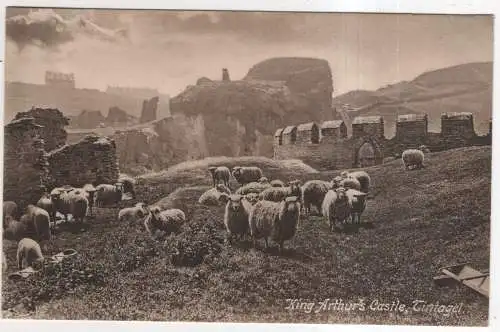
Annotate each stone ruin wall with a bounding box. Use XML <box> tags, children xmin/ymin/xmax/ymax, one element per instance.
<box><xmin>274</xmin><ymin>112</ymin><xmax>483</xmax><ymax>170</ymax></box>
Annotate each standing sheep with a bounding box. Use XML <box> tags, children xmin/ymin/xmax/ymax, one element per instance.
<box><xmin>301</xmin><ymin>180</ymin><xmax>333</xmax><ymax>215</ymax></box>
<box><xmin>223</xmin><ymin>194</ymin><xmax>253</xmax><ymax>243</ymax></box>
<box><xmin>232</xmin><ymin>166</ymin><xmax>263</xmax><ymax>185</ymax></box>
<box><xmin>270</xmin><ymin>179</ymin><xmax>285</xmax><ymax>188</ymax></box>
<box><xmin>3</xmin><ymin>216</ymin><xmax>27</xmax><ymax>242</ymax></box>
<box><xmin>144</xmin><ymin>207</ymin><xmax>186</xmax><ymax>239</ymax></box>
<box><xmin>343</xmin><ymin>171</ymin><xmax>371</xmax><ymax>193</ymax></box>
<box><xmin>248</xmin><ymin>196</ymin><xmax>301</xmax><ymax>253</ymax></box>
<box><xmin>50</xmin><ymin>190</ymin><xmax>89</xmax><ymax>224</ymax></box>
<box><xmin>24</xmin><ymin>205</ymin><xmax>52</xmax><ymax>242</ymax></box>
<box><xmin>118</xmin><ymin>202</ymin><xmax>149</xmax><ymax>225</ymax></box>
<box><xmin>321</xmin><ymin>187</ymin><xmax>351</xmax><ymax>231</ymax></box>
<box><xmin>259</xmin><ymin>181</ymin><xmax>301</xmax><ymax>202</ymax></box>
<box><xmin>83</xmin><ymin>183</ymin><xmax>97</xmax><ymax>216</ymax></box>
<box><xmin>17</xmin><ymin>238</ymin><xmax>44</xmax><ymax>270</ymax></box>
<box><xmin>214</xmin><ymin>166</ymin><xmax>231</xmax><ymax>188</ymax></box>
<box><xmin>37</xmin><ymin>192</ymin><xmax>56</xmax><ymax>224</ymax></box>
<box><xmin>95</xmin><ymin>183</ymin><xmax>124</xmax><ymax>207</ymax></box>
<box><xmin>346</xmin><ymin>189</ymin><xmax>368</xmax><ymax>224</ymax></box>
<box><xmin>402</xmin><ymin>149</ymin><xmax>425</xmax><ymax>170</ymax></box>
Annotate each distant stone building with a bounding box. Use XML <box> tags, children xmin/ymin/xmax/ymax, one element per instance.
<box><xmin>47</xmin><ymin>134</ymin><xmax>120</xmax><ymax>187</ymax></box>
<box><xmin>296</xmin><ymin>122</ymin><xmax>320</xmax><ymax>144</ymax></box>
<box><xmin>320</xmin><ymin>120</ymin><xmax>347</xmax><ymax>142</ymax></box>
<box><xmin>395</xmin><ymin>113</ymin><xmax>428</xmax><ymax>144</ymax></box>
<box><xmin>222</xmin><ymin>68</ymin><xmax>230</xmax><ymax>82</ymax></box>
<box><xmin>140</xmin><ymin>96</ymin><xmax>160</xmax><ymax>123</ymax></box>
<box><xmin>14</xmin><ymin>107</ymin><xmax>69</xmax><ymax>152</ymax></box>
<box><xmin>4</xmin><ymin>117</ymin><xmax>50</xmax><ymax>208</ymax></box>
<box><xmin>274</xmin><ymin>127</ymin><xmax>284</xmax><ymax>146</ymax></box>
<box><xmin>352</xmin><ymin>116</ymin><xmax>384</xmax><ymax>139</ymax></box>
<box><xmin>441</xmin><ymin>112</ymin><xmax>475</xmax><ymax>148</ymax></box>
<box><xmin>282</xmin><ymin>125</ymin><xmax>297</xmax><ymax>145</ymax></box>
<box><xmin>45</xmin><ymin>71</ymin><xmax>75</xmax><ymax>89</ymax></box>
<box><xmin>107</xmin><ymin>106</ymin><xmax>131</xmax><ymax>124</ymax></box>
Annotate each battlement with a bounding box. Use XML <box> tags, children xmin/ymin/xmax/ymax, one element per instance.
<box><xmin>45</xmin><ymin>70</ymin><xmax>75</xmax><ymax>89</ymax></box>
<box><xmin>273</xmin><ymin>112</ymin><xmax>480</xmax><ymax>170</ymax></box>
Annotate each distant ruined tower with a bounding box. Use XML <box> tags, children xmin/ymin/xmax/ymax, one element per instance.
<box><xmin>140</xmin><ymin>96</ymin><xmax>159</xmax><ymax>123</ymax></box>
<box><xmin>222</xmin><ymin>68</ymin><xmax>230</xmax><ymax>82</ymax></box>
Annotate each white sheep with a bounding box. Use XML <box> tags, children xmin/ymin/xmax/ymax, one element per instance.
<box><xmin>235</xmin><ymin>181</ymin><xmax>271</xmax><ymax>195</ymax></box>
<box><xmin>321</xmin><ymin>187</ymin><xmax>351</xmax><ymax>231</ymax></box>
<box><xmin>232</xmin><ymin>166</ymin><xmax>264</xmax><ymax>185</ymax></box>
<box><xmin>198</xmin><ymin>185</ymin><xmax>232</xmax><ymax>206</ymax></box>
<box><xmin>118</xmin><ymin>202</ymin><xmax>149</xmax><ymax>225</ymax></box>
<box><xmin>24</xmin><ymin>205</ymin><xmax>52</xmax><ymax>242</ymax></box>
<box><xmin>17</xmin><ymin>238</ymin><xmax>44</xmax><ymax>270</ymax></box>
<box><xmin>342</xmin><ymin>170</ymin><xmax>371</xmax><ymax>193</ymax></box>
<box><xmin>223</xmin><ymin>194</ymin><xmax>253</xmax><ymax>243</ymax></box>
<box><xmin>50</xmin><ymin>189</ymin><xmax>89</xmax><ymax>223</ymax></box>
<box><xmin>346</xmin><ymin>189</ymin><xmax>369</xmax><ymax>224</ymax></box>
<box><xmin>95</xmin><ymin>183</ymin><xmax>124</xmax><ymax>207</ymax></box>
<box><xmin>144</xmin><ymin>208</ymin><xmax>186</xmax><ymax>239</ymax></box>
<box><xmin>214</xmin><ymin>166</ymin><xmax>231</xmax><ymax>188</ymax></box>
<box><xmin>249</xmin><ymin>196</ymin><xmax>301</xmax><ymax>253</ymax></box>
<box><xmin>402</xmin><ymin>149</ymin><xmax>425</xmax><ymax>170</ymax></box>
<box><xmin>259</xmin><ymin>180</ymin><xmax>302</xmax><ymax>202</ymax></box>
<box><xmin>37</xmin><ymin>192</ymin><xmax>56</xmax><ymax>223</ymax></box>
<box><xmin>270</xmin><ymin>179</ymin><xmax>285</xmax><ymax>187</ymax></box>
<box><xmin>301</xmin><ymin>180</ymin><xmax>333</xmax><ymax>215</ymax></box>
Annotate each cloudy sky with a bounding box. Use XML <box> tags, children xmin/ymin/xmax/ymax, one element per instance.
<box><xmin>5</xmin><ymin>8</ymin><xmax>494</xmax><ymax>97</ymax></box>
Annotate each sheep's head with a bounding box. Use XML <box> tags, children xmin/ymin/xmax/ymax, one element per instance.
<box><xmin>32</xmin><ymin>257</ymin><xmax>45</xmax><ymax>271</ymax></box>
<box><xmin>231</xmin><ymin>166</ymin><xmax>242</xmax><ymax>177</ymax></box>
<box><xmin>258</xmin><ymin>177</ymin><xmax>269</xmax><ymax>184</ymax></box>
<box><xmin>218</xmin><ymin>193</ymin><xmax>230</xmax><ymax>204</ymax></box>
<box><xmin>288</xmin><ymin>180</ymin><xmax>301</xmax><ymax>196</ymax></box>
<box><xmin>245</xmin><ymin>193</ymin><xmax>260</xmax><ymax>205</ymax></box>
<box><xmin>228</xmin><ymin>194</ymin><xmax>244</xmax><ymax>211</ymax></box>
<box><xmin>331</xmin><ymin>176</ymin><xmax>342</xmax><ymax>189</ymax></box>
<box><xmin>335</xmin><ymin>187</ymin><xmax>348</xmax><ymax>200</ymax></box>
<box><xmin>149</xmin><ymin>205</ymin><xmax>162</xmax><ymax>219</ymax></box>
<box><xmin>283</xmin><ymin>196</ymin><xmax>301</xmax><ymax>213</ymax></box>
<box><xmin>114</xmin><ymin>182</ymin><xmax>125</xmax><ymax>193</ymax></box>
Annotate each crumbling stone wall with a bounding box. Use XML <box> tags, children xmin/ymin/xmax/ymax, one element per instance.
<box><xmin>47</xmin><ymin>134</ymin><xmax>119</xmax><ymax>187</ymax></box>
<box><xmin>14</xmin><ymin>107</ymin><xmax>69</xmax><ymax>152</ymax></box>
<box><xmin>4</xmin><ymin>117</ymin><xmax>50</xmax><ymax>208</ymax></box>
<box><xmin>140</xmin><ymin>96</ymin><xmax>159</xmax><ymax>123</ymax></box>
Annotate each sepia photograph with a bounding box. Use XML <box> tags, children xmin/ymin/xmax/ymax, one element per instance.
<box><xmin>0</xmin><ymin>4</ymin><xmax>494</xmax><ymax>328</ymax></box>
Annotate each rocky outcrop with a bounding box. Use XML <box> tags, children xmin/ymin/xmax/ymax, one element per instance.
<box><xmin>107</xmin><ymin>106</ymin><xmax>137</xmax><ymax>125</ymax></box>
<box><xmin>14</xmin><ymin>107</ymin><xmax>69</xmax><ymax>152</ymax></box>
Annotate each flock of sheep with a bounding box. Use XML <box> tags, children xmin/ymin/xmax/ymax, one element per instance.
<box><xmin>1</xmin><ymin>146</ymin><xmax>426</xmax><ymax>272</ymax></box>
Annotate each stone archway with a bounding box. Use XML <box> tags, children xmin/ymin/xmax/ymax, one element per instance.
<box><xmin>353</xmin><ymin>137</ymin><xmax>384</xmax><ymax>168</ymax></box>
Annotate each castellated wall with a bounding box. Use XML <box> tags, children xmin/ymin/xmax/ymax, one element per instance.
<box><xmin>274</xmin><ymin>112</ymin><xmax>482</xmax><ymax>171</ymax></box>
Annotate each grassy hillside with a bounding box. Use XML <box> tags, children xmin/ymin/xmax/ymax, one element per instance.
<box><xmin>334</xmin><ymin>62</ymin><xmax>493</xmax><ymax>137</ymax></box>
<box><xmin>2</xmin><ymin>147</ymin><xmax>491</xmax><ymax>325</ymax></box>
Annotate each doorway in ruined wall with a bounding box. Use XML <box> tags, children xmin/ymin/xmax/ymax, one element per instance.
<box><xmin>353</xmin><ymin>138</ymin><xmax>383</xmax><ymax>168</ymax></box>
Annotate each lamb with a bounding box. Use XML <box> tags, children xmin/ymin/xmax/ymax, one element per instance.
<box><xmin>37</xmin><ymin>192</ymin><xmax>56</xmax><ymax>223</ymax></box>
<box><xmin>346</xmin><ymin>189</ymin><xmax>368</xmax><ymax>224</ymax></box>
<box><xmin>118</xmin><ymin>202</ymin><xmax>149</xmax><ymax>225</ymax></box>
<box><xmin>3</xmin><ymin>216</ymin><xmax>27</xmax><ymax>242</ymax></box>
<box><xmin>321</xmin><ymin>187</ymin><xmax>351</xmax><ymax>231</ymax></box>
<box><xmin>248</xmin><ymin>196</ymin><xmax>301</xmax><ymax>253</ymax></box>
<box><xmin>245</xmin><ymin>193</ymin><xmax>260</xmax><ymax>205</ymax></box>
<box><xmin>235</xmin><ymin>181</ymin><xmax>271</xmax><ymax>195</ymax></box>
<box><xmin>17</xmin><ymin>238</ymin><xmax>44</xmax><ymax>270</ymax></box>
<box><xmin>95</xmin><ymin>183</ymin><xmax>124</xmax><ymax>207</ymax></box>
<box><xmin>144</xmin><ymin>207</ymin><xmax>186</xmax><ymax>239</ymax></box>
<box><xmin>270</xmin><ymin>179</ymin><xmax>285</xmax><ymax>187</ymax></box>
<box><xmin>301</xmin><ymin>180</ymin><xmax>333</xmax><ymax>215</ymax></box>
<box><xmin>213</xmin><ymin>166</ymin><xmax>231</xmax><ymax>188</ymax></box>
<box><xmin>223</xmin><ymin>194</ymin><xmax>253</xmax><ymax>243</ymax></box>
<box><xmin>402</xmin><ymin>149</ymin><xmax>425</xmax><ymax>170</ymax></box>
<box><xmin>342</xmin><ymin>170</ymin><xmax>371</xmax><ymax>193</ymax></box>
<box><xmin>50</xmin><ymin>189</ymin><xmax>89</xmax><ymax>223</ymax></box>
<box><xmin>24</xmin><ymin>205</ymin><xmax>52</xmax><ymax>242</ymax></box>
<box><xmin>259</xmin><ymin>181</ymin><xmax>302</xmax><ymax>202</ymax></box>
<box><xmin>198</xmin><ymin>185</ymin><xmax>232</xmax><ymax>206</ymax></box>
<box><xmin>232</xmin><ymin>166</ymin><xmax>264</xmax><ymax>185</ymax></box>
<box><xmin>118</xmin><ymin>175</ymin><xmax>137</xmax><ymax>199</ymax></box>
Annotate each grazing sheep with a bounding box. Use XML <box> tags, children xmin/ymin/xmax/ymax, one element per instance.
<box><xmin>17</xmin><ymin>238</ymin><xmax>44</xmax><ymax>270</ymax></box>
<box><xmin>213</xmin><ymin>166</ymin><xmax>231</xmax><ymax>188</ymax></box>
<box><xmin>37</xmin><ymin>193</ymin><xmax>56</xmax><ymax>223</ymax></box>
<box><xmin>245</xmin><ymin>193</ymin><xmax>260</xmax><ymax>205</ymax></box>
<box><xmin>248</xmin><ymin>196</ymin><xmax>301</xmax><ymax>253</ymax></box>
<box><xmin>232</xmin><ymin>166</ymin><xmax>264</xmax><ymax>185</ymax></box>
<box><xmin>95</xmin><ymin>183</ymin><xmax>124</xmax><ymax>207</ymax></box>
<box><xmin>118</xmin><ymin>203</ymin><xmax>149</xmax><ymax>225</ymax></box>
<box><xmin>199</xmin><ymin>185</ymin><xmax>231</xmax><ymax>206</ymax></box>
<box><xmin>118</xmin><ymin>175</ymin><xmax>137</xmax><ymax>199</ymax></box>
<box><xmin>301</xmin><ymin>180</ymin><xmax>333</xmax><ymax>215</ymax></box>
<box><xmin>402</xmin><ymin>149</ymin><xmax>425</xmax><ymax>170</ymax></box>
<box><xmin>3</xmin><ymin>216</ymin><xmax>27</xmax><ymax>242</ymax></box>
<box><xmin>208</xmin><ymin>166</ymin><xmax>218</xmax><ymax>187</ymax></box>
<box><xmin>270</xmin><ymin>179</ymin><xmax>285</xmax><ymax>188</ymax></box>
<box><xmin>223</xmin><ymin>194</ymin><xmax>253</xmax><ymax>243</ymax></box>
<box><xmin>321</xmin><ymin>188</ymin><xmax>351</xmax><ymax>231</ymax></box>
<box><xmin>344</xmin><ymin>171</ymin><xmax>371</xmax><ymax>193</ymax></box>
<box><xmin>144</xmin><ymin>208</ymin><xmax>186</xmax><ymax>238</ymax></box>
<box><xmin>259</xmin><ymin>181</ymin><xmax>302</xmax><ymax>202</ymax></box>
<box><xmin>3</xmin><ymin>201</ymin><xmax>19</xmax><ymax>223</ymax></box>
<box><xmin>50</xmin><ymin>190</ymin><xmax>89</xmax><ymax>223</ymax></box>
<box><xmin>24</xmin><ymin>205</ymin><xmax>51</xmax><ymax>242</ymax></box>
<box><xmin>235</xmin><ymin>181</ymin><xmax>271</xmax><ymax>195</ymax></box>
<box><xmin>2</xmin><ymin>251</ymin><xmax>6</xmax><ymax>272</ymax></box>
<box><xmin>346</xmin><ymin>189</ymin><xmax>368</xmax><ymax>224</ymax></box>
